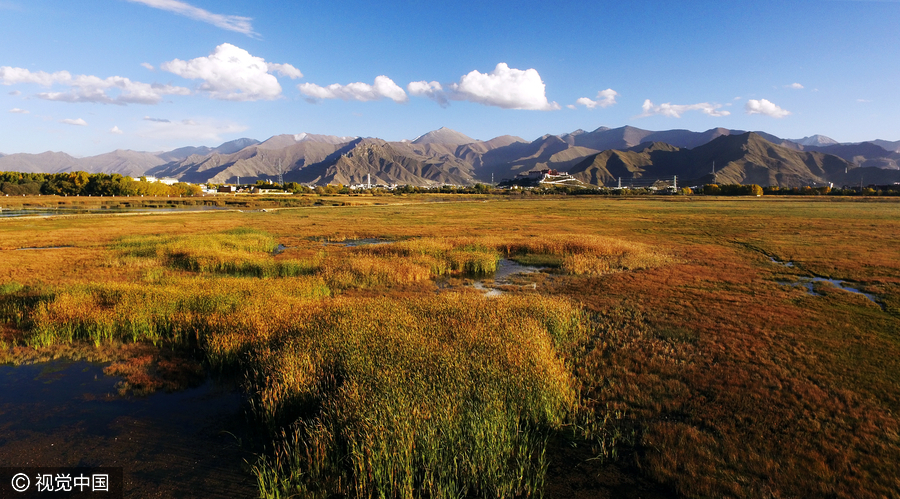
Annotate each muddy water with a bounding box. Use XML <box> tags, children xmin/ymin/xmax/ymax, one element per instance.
<box><xmin>779</xmin><ymin>277</ymin><xmax>882</xmax><ymax>306</ymax></box>
<box><xmin>472</xmin><ymin>259</ymin><xmax>544</xmax><ymax>297</ymax></box>
<box><xmin>0</xmin><ymin>360</ymin><xmax>257</xmax><ymax>498</ymax></box>
<box><xmin>769</xmin><ymin>256</ymin><xmax>882</xmax><ymax>308</ymax></box>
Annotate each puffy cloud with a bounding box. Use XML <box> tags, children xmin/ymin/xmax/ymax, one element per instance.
<box><xmin>125</xmin><ymin>0</ymin><xmax>256</xmax><ymax>36</ymax></box>
<box><xmin>0</xmin><ymin>66</ymin><xmax>190</xmax><ymax>105</ymax></box>
<box><xmin>575</xmin><ymin>88</ymin><xmax>618</xmax><ymax>109</ymax></box>
<box><xmin>8</xmin><ymin>108</ymin><xmax>28</xmax><ymax>114</ymax></box>
<box><xmin>137</xmin><ymin>116</ymin><xmax>248</xmax><ymax>143</ymax></box>
<box><xmin>299</xmin><ymin>75</ymin><xmax>408</xmax><ymax>103</ymax></box>
<box><xmin>162</xmin><ymin>43</ymin><xmax>300</xmax><ymax>101</ymax></box>
<box><xmin>141</xmin><ymin>62</ymin><xmax>155</xmax><ymax>71</ymax></box>
<box><xmin>447</xmin><ymin>63</ymin><xmax>559</xmax><ymax>110</ymax></box>
<box><xmin>639</xmin><ymin>99</ymin><xmax>730</xmax><ymax>118</ymax></box>
<box><xmin>786</xmin><ymin>83</ymin><xmax>804</xmax><ymax>89</ymax></box>
<box><xmin>408</xmin><ymin>80</ymin><xmax>448</xmax><ymax>107</ymax></box>
<box><xmin>745</xmin><ymin>98</ymin><xmax>790</xmax><ymax>118</ymax></box>
<box><xmin>267</xmin><ymin>63</ymin><xmax>303</xmax><ymax>79</ymax></box>
<box><xmin>60</xmin><ymin>118</ymin><xmax>87</xmax><ymax>126</ymax></box>
<box><xmin>0</xmin><ymin>66</ymin><xmax>67</xmax><ymax>86</ymax></box>
<box><xmin>110</xmin><ymin>126</ymin><xmax>124</xmax><ymax>134</ymax></box>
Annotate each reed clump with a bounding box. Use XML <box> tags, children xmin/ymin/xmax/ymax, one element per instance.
<box><xmin>502</xmin><ymin>234</ymin><xmax>675</xmax><ymax>275</ymax></box>
<box><xmin>22</xmin><ymin>276</ymin><xmax>330</xmax><ymax>357</ymax></box>
<box><xmin>249</xmin><ymin>293</ymin><xmax>589</xmax><ymax>499</ymax></box>
<box><xmin>1</xmin><ymin>226</ymin><xmax>678</xmax><ymax>498</ymax></box>
<box><xmin>359</xmin><ymin>234</ymin><xmax>673</xmax><ymax>278</ymax></box>
<box><xmin>114</xmin><ymin>228</ymin><xmax>323</xmax><ymax>278</ymax></box>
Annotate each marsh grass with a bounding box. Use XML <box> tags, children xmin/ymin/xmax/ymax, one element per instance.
<box><xmin>113</xmin><ymin>228</ymin><xmax>326</xmax><ymax>278</ymax></box>
<box><xmin>13</xmin><ymin>197</ymin><xmax>898</xmax><ymax>497</ymax></box>
<box><xmin>0</xmin><ymin>226</ymin><xmax>672</xmax><ymax>498</ymax></box>
<box><xmin>21</xmin><ymin>276</ymin><xmax>329</xmax><ymax>353</ymax></box>
<box><xmin>249</xmin><ymin>294</ymin><xmax>590</xmax><ymax>499</ymax></box>
<box><xmin>355</xmin><ymin>234</ymin><xmax>672</xmax><ymax>280</ymax></box>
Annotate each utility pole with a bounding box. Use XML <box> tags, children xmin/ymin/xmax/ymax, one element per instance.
<box><xmin>712</xmin><ymin>161</ymin><xmax>717</xmax><ymax>184</ymax></box>
<box><xmin>276</xmin><ymin>160</ymin><xmax>284</xmax><ymax>186</ymax></box>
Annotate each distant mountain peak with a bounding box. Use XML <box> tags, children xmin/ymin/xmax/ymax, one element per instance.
<box><xmin>792</xmin><ymin>135</ymin><xmax>839</xmax><ymax>147</ymax></box>
<box><xmin>411</xmin><ymin>127</ymin><xmax>476</xmax><ymax>145</ymax></box>
<box><xmin>294</xmin><ymin>133</ymin><xmax>358</xmax><ymax>144</ymax></box>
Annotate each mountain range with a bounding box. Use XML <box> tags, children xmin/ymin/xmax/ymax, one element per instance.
<box><xmin>2</xmin><ymin>126</ymin><xmax>899</xmax><ymax>188</ymax></box>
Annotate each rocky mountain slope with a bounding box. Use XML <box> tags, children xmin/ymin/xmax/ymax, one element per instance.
<box><xmin>3</xmin><ymin>126</ymin><xmax>900</xmax><ymax>188</ymax></box>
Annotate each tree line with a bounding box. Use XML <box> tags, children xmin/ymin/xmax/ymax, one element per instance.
<box><xmin>0</xmin><ymin>172</ymin><xmax>202</xmax><ymax>197</ymax></box>
<box><xmin>4</xmin><ymin>171</ymin><xmax>896</xmax><ymax>198</ymax></box>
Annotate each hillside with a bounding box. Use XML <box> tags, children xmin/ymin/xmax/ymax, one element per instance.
<box><xmin>2</xmin><ymin>126</ymin><xmax>900</xmax><ymax>188</ymax></box>
<box><xmin>566</xmin><ymin>133</ymin><xmax>860</xmax><ymax>188</ymax></box>
<box><xmin>293</xmin><ymin>140</ymin><xmax>476</xmax><ymax>186</ymax></box>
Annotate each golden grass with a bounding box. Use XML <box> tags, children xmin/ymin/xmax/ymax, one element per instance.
<box><xmin>249</xmin><ymin>294</ymin><xmax>588</xmax><ymax>498</ymax></box>
<box><xmin>2</xmin><ymin>196</ymin><xmax>899</xmax><ymax>498</ymax></box>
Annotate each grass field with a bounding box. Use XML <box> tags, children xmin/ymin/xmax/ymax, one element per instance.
<box><xmin>1</xmin><ymin>195</ymin><xmax>899</xmax><ymax>498</ymax></box>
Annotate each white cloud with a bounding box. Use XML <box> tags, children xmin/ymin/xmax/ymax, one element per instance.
<box><xmin>60</xmin><ymin>118</ymin><xmax>87</xmax><ymax>126</ymax></box>
<box><xmin>8</xmin><ymin>90</ymin><xmax>20</xmax><ymax>95</ymax></box>
<box><xmin>786</xmin><ymin>83</ymin><xmax>804</xmax><ymax>89</ymax></box>
<box><xmin>745</xmin><ymin>98</ymin><xmax>790</xmax><ymax>118</ymax></box>
<box><xmin>143</xmin><ymin>116</ymin><xmax>171</xmax><ymax>123</ymax></box>
<box><xmin>110</xmin><ymin>126</ymin><xmax>124</xmax><ymax>134</ymax></box>
<box><xmin>38</xmin><ymin>79</ymin><xmax>190</xmax><ymax>105</ymax></box>
<box><xmin>8</xmin><ymin>108</ymin><xmax>28</xmax><ymax>114</ymax></box>
<box><xmin>408</xmin><ymin>80</ymin><xmax>448</xmax><ymax>107</ymax></box>
<box><xmin>299</xmin><ymin>75</ymin><xmax>408</xmax><ymax>103</ymax></box>
<box><xmin>0</xmin><ymin>66</ymin><xmax>67</xmax><ymax>86</ymax></box>
<box><xmin>575</xmin><ymin>88</ymin><xmax>618</xmax><ymax>109</ymax></box>
<box><xmin>566</xmin><ymin>104</ymin><xmax>576</xmax><ymax>110</ymax></box>
<box><xmin>267</xmin><ymin>63</ymin><xmax>303</xmax><ymax>79</ymax></box>
<box><xmin>141</xmin><ymin>62</ymin><xmax>155</xmax><ymax>71</ymax></box>
<box><xmin>447</xmin><ymin>63</ymin><xmax>558</xmax><ymax>110</ymax></box>
<box><xmin>639</xmin><ymin>99</ymin><xmax>730</xmax><ymax>118</ymax></box>
<box><xmin>137</xmin><ymin>117</ymin><xmax>248</xmax><ymax>143</ymax></box>
<box><xmin>125</xmin><ymin>0</ymin><xmax>256</xmax><ymax>36</ymax></box>
<box><xmin>0</xmin><ymin>66</ymin><xmax>190</xmax><ymax>105</ymax></box>
<box><xmin>162</xmin><ymin>43</ymin><xmax>300</xmax><ymax>101</ymax></box>
<box><xmin>858</xmin><ymin>98</ymin><xmax>873</xmax><ymax>103</ymax></box>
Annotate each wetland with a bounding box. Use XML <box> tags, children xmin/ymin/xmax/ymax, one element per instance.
<box><xmin>1</xmin><ymin>195</ymin><xmax>898</xmax><ymax>498</ymax></box>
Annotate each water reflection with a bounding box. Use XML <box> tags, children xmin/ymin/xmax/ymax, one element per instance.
<box><xmin>0</xmin><ymin>360</ymin><xmax>256</xmax><ymax>497</ymax></box>
<box><xmin>471</xmin><ymin>259</ymin><xmax>545</xmax><ymax>297</ymax></box>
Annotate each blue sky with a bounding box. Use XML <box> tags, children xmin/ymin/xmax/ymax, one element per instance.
<box><xmin>1</xmin><ymin>0</ymin><xmax>898</xmax><ymax>156</ymax></box>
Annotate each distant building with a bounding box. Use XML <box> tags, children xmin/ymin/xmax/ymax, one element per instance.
<box><xmin>517</xmin><ymin>169</ymin><xmax>560</xmax><ymax>180</ymax></box>
<box><xmin>218</xmin><ymin>185</ymin><xmax>237</xmax><ymax>193</ymax></box>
